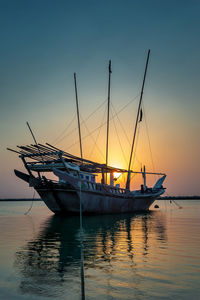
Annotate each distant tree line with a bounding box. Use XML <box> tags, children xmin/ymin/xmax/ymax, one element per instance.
<box><xmin>159</xmin><ymin>196</ymin><xmax>200</xmax><ymax>200</ymax></box>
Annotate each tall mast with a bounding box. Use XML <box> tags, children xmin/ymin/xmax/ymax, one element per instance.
<box><xmin>26</xmin><ymin>121</ymin><xmax>39</xmax><ymax>148</ymax></box>
<box><xmin>106</xmin><ymin>60</ymin><xmax>112</xmax><ymax>183</ymax></box>
<box><xmin>74</xmin><ymin>73</ymin><xmax>83</xmax><ymax>160</ymax></box>
<box><xmin>126</xmin><ymin>49</ymin><xmax>150</xmax><ymax>190</ymax></box>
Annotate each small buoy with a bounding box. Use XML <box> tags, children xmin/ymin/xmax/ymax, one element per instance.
<box><xmin>154</xmin><ymin>204</ymin><xmax>159</xmax><ymax>208</ymax></box>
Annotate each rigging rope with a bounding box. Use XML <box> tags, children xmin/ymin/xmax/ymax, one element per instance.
<box><xmin>52</xmin><ymin>112</ymin><xmax>76</xmax><ymax>145</ymax></box>
<box><xmin>111</xmin><ymin>102</ymin><xmax>131</xmax><ymax>146</ymax></box>
<box><xmin>53</xmin><ymin>99</ymin><xmax>107</xmax><ymax>146</ymax></box>
<box><xmin>111</xmin><ymin>106</ymin><xmax>128</xmax><ymax>166</ymax></box>
<box><xmin>80</xmin><ymin>114</ymin><xmax>105</xmax><ymax>160</ymax></box>
<box><xmin>143</xmin><ymin>106</ymin><xmax>156</xmax><ymax>178</ymax></box>
<box><xmin>89</xmin><ymin>105</ymin><xmax>107</xmax><ymax>160</ymax></box>
<box><xmin>65</xmin><ymin>95</ymin><xmax>139</xmax><ymax>151</ymax></box>
<box><xmin>130</xmin><ymin>103</ymin><xmax>157</xmax><ymax>173</ymax></box>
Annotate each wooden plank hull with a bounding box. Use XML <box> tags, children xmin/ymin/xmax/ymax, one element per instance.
<box><xmin>36</xmin><ymin>186</ymin><xmax>162</xmax><ymax>215</ymax></box>
<box><xmin>14</xmin><ymin>170</ymin><xmax>164</xmax><ymax>215</ymax></box>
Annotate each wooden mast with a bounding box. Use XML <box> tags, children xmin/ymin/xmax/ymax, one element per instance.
<box><xmin>26</xmin><ymin>121</ymin><xmax>44</xmax><ymax>177</ymax></box>
<box><xmin>126</xmin><ymin>49</ymin><xmax>150</xmax><ymax>190</ymax></box>
<box><xmin>106</xmin><ymin>60</ymin><xmax>112</xmax><ymax>183</ymax></box>
<box><xmin>74</xmin><ymin>73</ymin><xmax>83</xmax><ymax>160</ymax></box>
<box><xmin>26</xmin><ymin>121</ymin><xmax>44</xmax><ymax>161</ymax></box>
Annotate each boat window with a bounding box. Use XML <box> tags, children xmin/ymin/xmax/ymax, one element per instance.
<box><xmin>86</xmin><ymin>175</ymin><xmax>89</xmax><ymax>180</ymax></box>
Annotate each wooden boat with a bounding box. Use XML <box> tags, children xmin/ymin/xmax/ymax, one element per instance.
<box><xmin>8</xmin><ymin>50</ymin><xmax>166</xmax><ymax>215</ymax></box>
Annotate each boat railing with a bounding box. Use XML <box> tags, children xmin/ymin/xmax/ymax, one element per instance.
<box><xmin>40</xmin><ymin>176</ymin><xmax>126</xmax><ymax>195</ymax></box>
<box><xmin>81</xmin><ymin>180</ymin><xmax>126</xmax><ymax>195</ymax></box>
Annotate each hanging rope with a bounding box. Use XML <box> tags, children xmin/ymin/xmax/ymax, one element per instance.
<box><xmin>24</xmin><ymin>190</ymin><xmax>35</xmax><ymax>215</ymax></box>
<box><xmin>164</xmin><ymin>191</ymin><xmax>183</xmax><ymax>210</ymax></box>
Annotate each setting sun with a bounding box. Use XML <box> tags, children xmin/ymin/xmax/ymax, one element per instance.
<box><xmin>113</xmin><ymin>172</ymin><xmax>122</xmax><ymax>180</ymax></box>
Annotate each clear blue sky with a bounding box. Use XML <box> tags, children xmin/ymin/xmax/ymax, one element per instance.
<box><xmin>0</xmin><ymin>0</ymin><xmax>199</xmax><ymax>197</ymax></box>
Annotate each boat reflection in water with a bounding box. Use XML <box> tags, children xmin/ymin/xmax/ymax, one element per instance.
<box><xmin>15</xmin><ymin>212</ymin><xmax>167</xmax><ymax>299</ymax></box>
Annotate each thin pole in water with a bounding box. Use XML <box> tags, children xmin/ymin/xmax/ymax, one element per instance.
<box><xmin>79</xmin><ymin>185</ymin><xmax>85</xmax><ymax>300</ymax></box>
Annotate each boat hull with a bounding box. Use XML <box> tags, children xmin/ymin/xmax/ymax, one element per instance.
<box><xmin>14</xmin><ymin>170</ymin><xmax>164</xmax><ymax>215</ymax></box>
<box><xmin>36</xmin><ymin>186</ymin><xmax>161</xmax><ymax>215</ymax></box>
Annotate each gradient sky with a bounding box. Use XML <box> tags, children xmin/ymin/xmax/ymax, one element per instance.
<box><xmin>0</xmin><ymin>0</ymin><xmax>199</xmax><ymax>197</ymax></box>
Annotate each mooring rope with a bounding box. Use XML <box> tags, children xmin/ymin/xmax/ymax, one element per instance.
<box><xmin>24</xmin><ymin>190</ymin><xmax>35</xmax><ymax>215</ymax></box>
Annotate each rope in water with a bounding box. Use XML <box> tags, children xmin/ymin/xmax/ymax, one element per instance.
<box><xmin>24</xmin><ymin>190</ymin><xmax>35</xmax><ymax>215</ymax></box>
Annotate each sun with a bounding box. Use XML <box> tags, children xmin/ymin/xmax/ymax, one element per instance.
<box><xmin>113</xmin><ymin>172</ymin><xmax>122</xmax><ymax>180</ymax></box>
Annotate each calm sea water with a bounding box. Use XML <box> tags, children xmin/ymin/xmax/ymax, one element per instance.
<box><xmin>0</xmin><ymin>200</ymin><xmax>199</xmax><ymax>300</ymax></box>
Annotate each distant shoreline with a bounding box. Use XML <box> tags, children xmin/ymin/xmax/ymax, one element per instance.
<box><xmin>0</xmin><ymin>198</ymin><xmax>41</xmax><ymax>201</ymax></box>
<box><xmin>158</xmin><ymin>196</ymin><xmax>200</xmax><ymax>200</ymax></box>
<box><xmin>0</xmin><ymin>196</ymin><xmax>200</xmax><ymax>201</ymax></box>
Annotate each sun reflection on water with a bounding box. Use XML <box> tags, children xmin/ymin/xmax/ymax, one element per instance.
<box><xmin>14</xmin><ymin>212</ymin><xmax>167</xmax><ymax>299</ymax></box>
